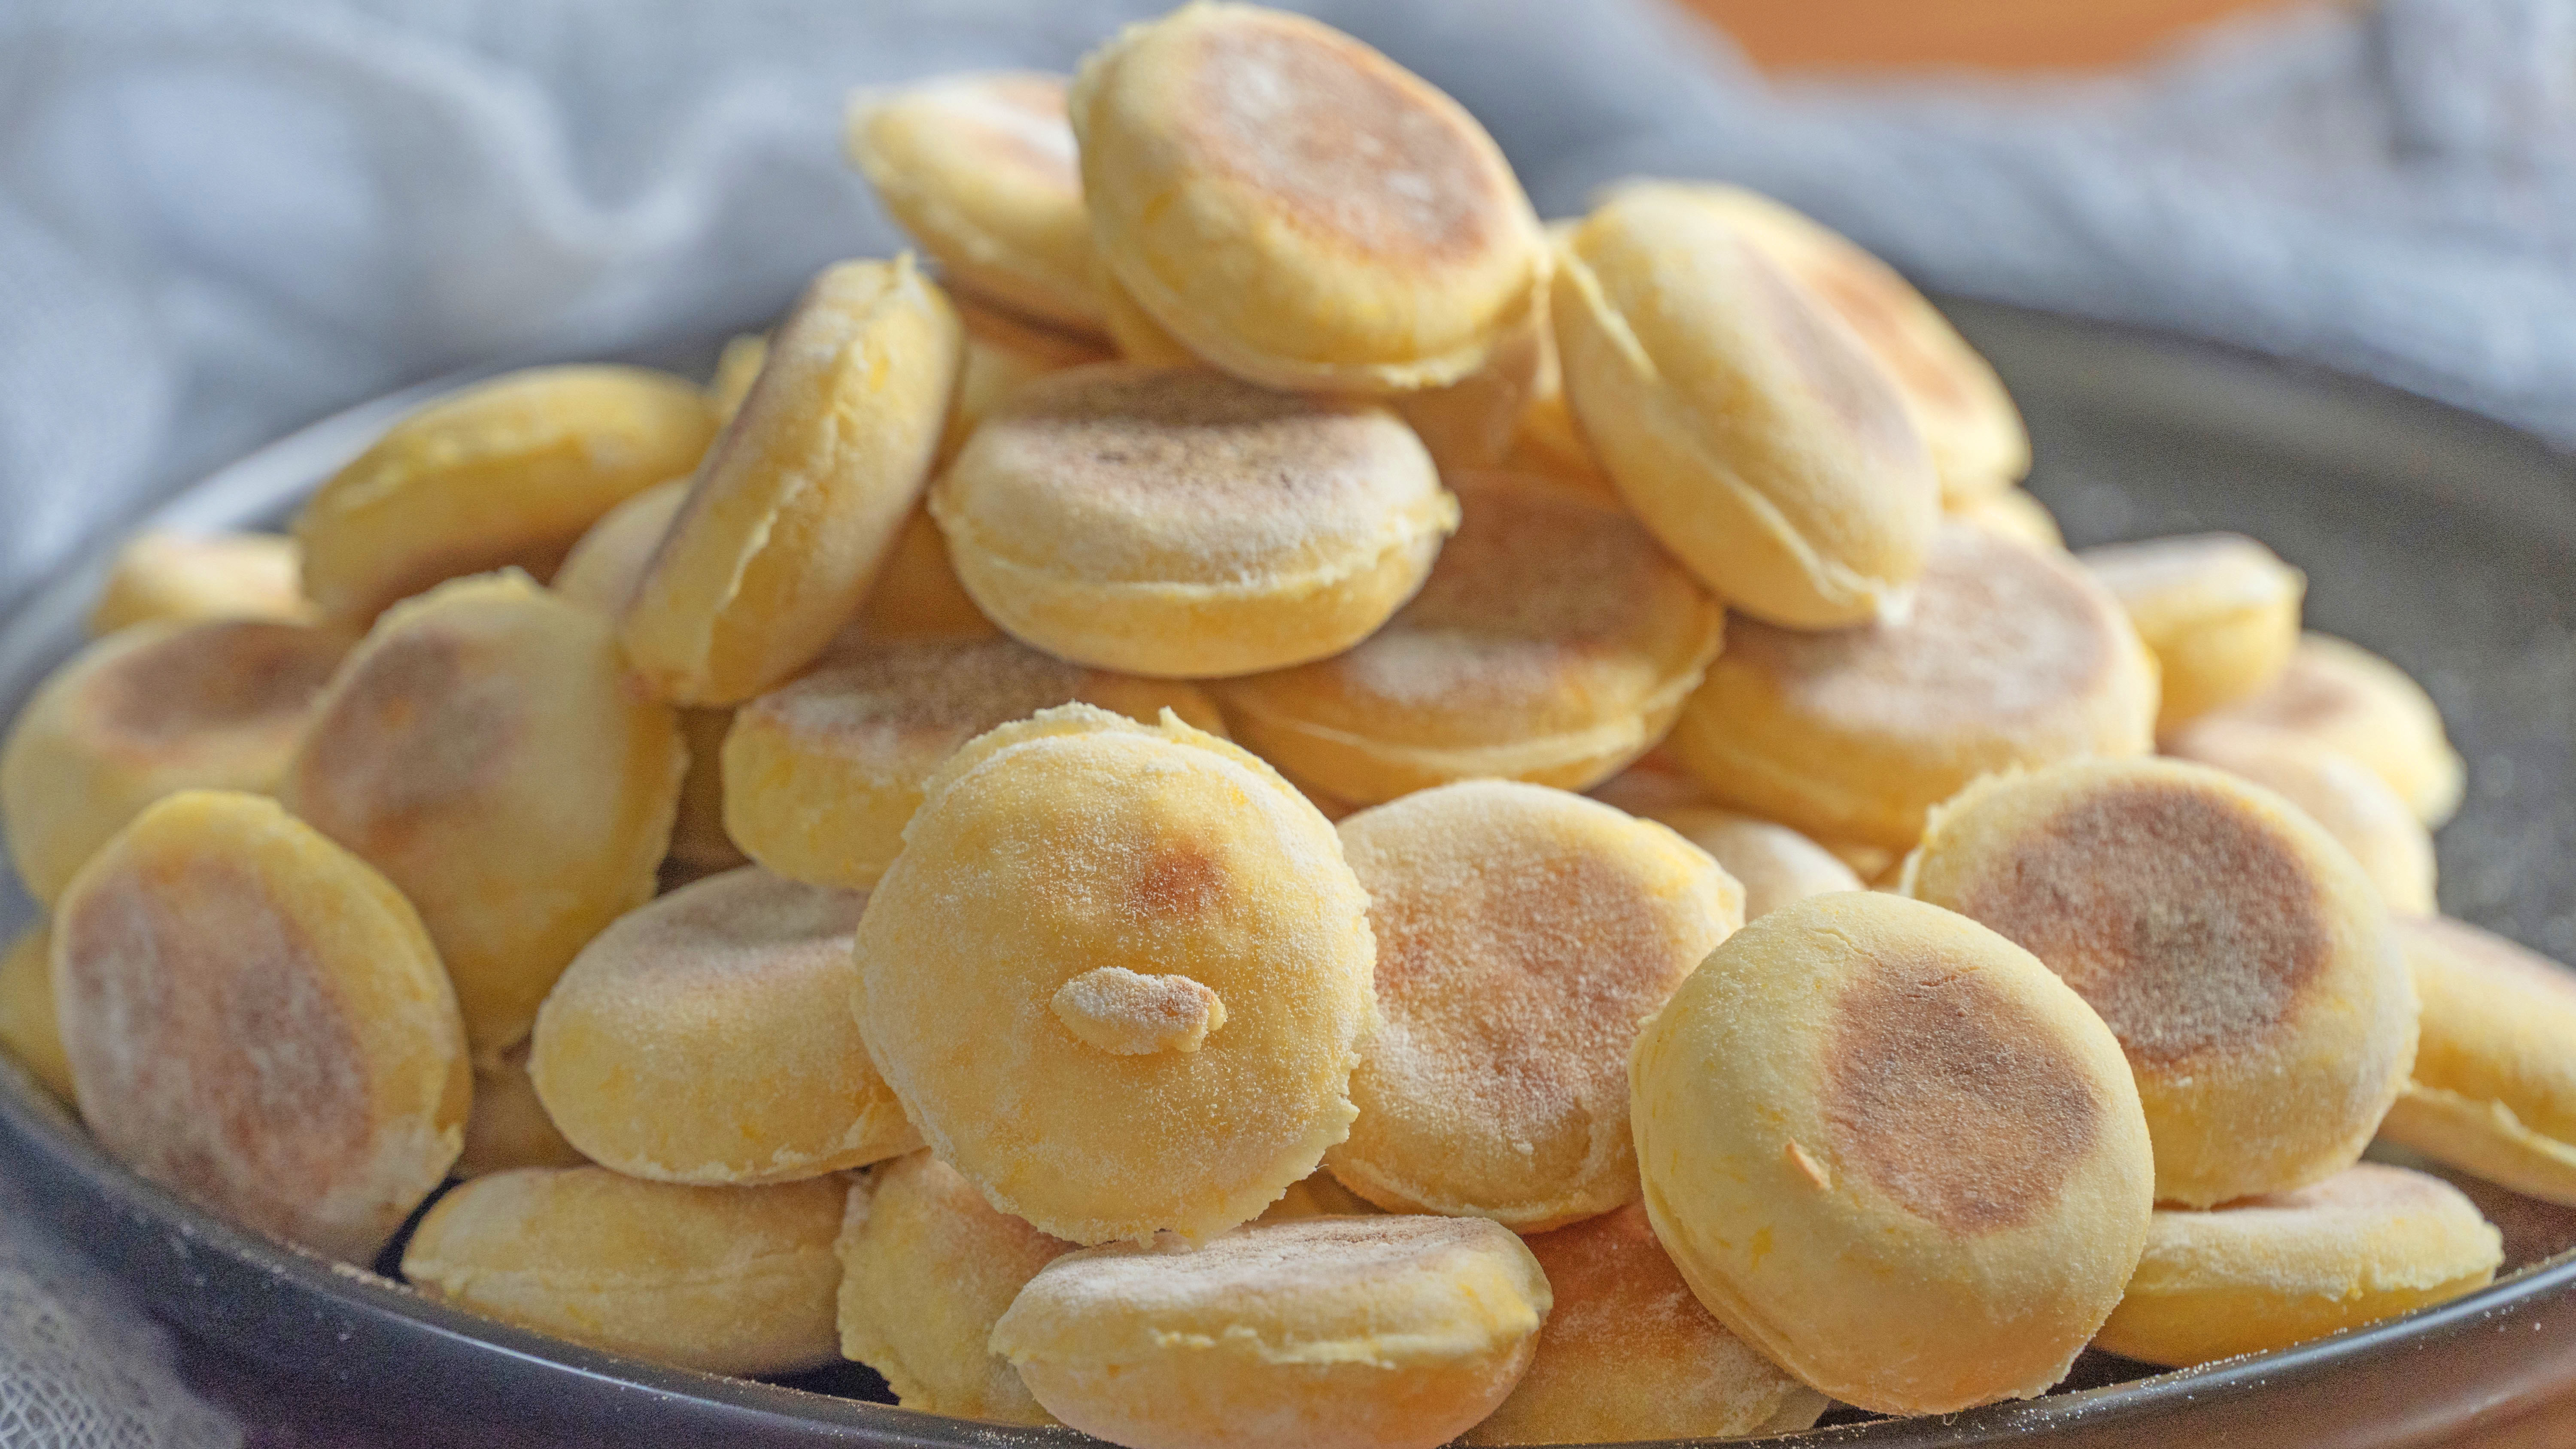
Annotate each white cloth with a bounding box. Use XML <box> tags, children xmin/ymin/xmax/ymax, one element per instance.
<box><xmin>0</xmin><ymin>0</ymin><xmax>2568</xmax><ymax>1440</ymax></box>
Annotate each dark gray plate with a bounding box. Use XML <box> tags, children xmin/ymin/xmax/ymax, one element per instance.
<box><xmin>1</xmin><ymin>303</ymin><xmax>2572</xmax><ymax>1447</ymax></box>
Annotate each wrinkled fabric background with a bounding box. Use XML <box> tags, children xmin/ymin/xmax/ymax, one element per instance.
<box><xmin>0</xmin><ymin>0</ymin><xmax>2570</xmax><ymax>1440</ymax></box>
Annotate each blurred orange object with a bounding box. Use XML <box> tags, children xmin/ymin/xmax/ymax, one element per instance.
<box><xmin>1678</xmin><ymin>0</ymin><xmax>2302</xmax><ymax>70</ymax></box>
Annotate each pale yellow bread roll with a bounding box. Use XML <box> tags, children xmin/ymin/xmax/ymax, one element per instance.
<box><xmin>0</xmin><ymin>924</ymin><xmax>73</xmax><ymax>1100</ymax></box>
<box><xmin>297</xmin><ymin>365</ymin><xmax>716</xmax><ymax>623</ymax></box>
<box><xmin>1553</xmin><ymin>183</ymin><xmax>1938</xmax><ymax>628</ymax></box>
<box><xmin>622</xmin><ymin>257</ymin><xmax>964</xmax><ymax>705</ymax></box>
<box><xmin>1327</xmin><ymin>782</ymin><xmax>1741</xmax><ymax>1230</ymax></box>
<box><xmin>841</xmin><ymin>506</ymin><xmax>999</xmax><ymax>646</ymax></box>
<box><xmin>52</xmin><ymin>791</ymin><xmax>467</xmax><ymax>1262</ymax></box>
<box><xmin>2081</xmin><ymin>533</ymin><xmax>2306</xmax><ymax>731</ymax></box>
<box><xmin>932</xmin><ymin>364</ymin><xmax>1457</xmax><ymax>679</ymax></box>
<box><xmin>2</xmin><ymin>618</ymin><xmax>350</xmax><ymax>905</ymax></box>
<box><xmin>723</xmin><ymin>637</ymin><xmax>1221</xmax><ymax>889</ymax></box>
<box><xmin>1950</xmin><ymin>488</ymin><xmax>2064</xmax><ymax>551</ymax></box>
<box><xmin>2165</xmin><ymin>718</ymin><xmax>2436</xmax><ymax>915</ymax></box>
<box><xmin>2094</xmin><ymin>1163</ymin><xmax>2500</xmax><ymax>1367</ymax></box>
<box><xmin>836</xmin><ymin>1151</ymin><xmax>1074</xmax><ymax>1425</ymax></box>
<box><xmin>992</xmin><ymin>1215</ymin><xmax>1551</xmax><ymax>1449</ymax></box>
<box><xmin>1212</xmin><ymin>474</ymin><xmax>1722</xmax><ymax>805</ymax></box>
<box><xmin>938</xmin><ymin>297</ymin><xmax>1115</xmax><ymax>467</ymax></box>
<box><xmin>1629</xmin><ymin>891</ymin><xmax>2154</xmax><ymax>1415</ymax></box>
<box><xmin>708</xmin><ymin>332</ymin><xmax>769</xmax><ymax>422</ymax></box>
<box><xmin>847</xmin><ymin>72</ymin><xmax>1104</xmax><ymax>335</ymax></box>
<box><xmin>402</xmin><ymin>1166</ymin><xmax>841</xmax><ymax>1376</ymax></box>
<box><xmin>1902</xmin><ymin>758</ymin><xmax>2418</xmax><ymax>1206</ymax></box>
<box><xmin>550</xmin><ymin>483</ymin><xmax>746</xmax><ymax>875</ymax></box>
<box><xmin>530</xmin><ymin>866</ymin><xmax>915</xmax><ymax>1183</ymax></box>
<box><xmin>1462</xmin><ymin>1203</ymin><xmax>1827</xmax><ymax>1445</ymax></box>
<box><xmin>2196</xmin><ymin>631</ymin><xmax>2466</xmax><ymax>827</ymax></box>
<box><xmin>1667</xmin><ymin>523</ymin><xmax>2158</xmax><ymax>850</ymax></box>
<box><xmin>88</xmin><ymin>531</ymin><xmax>310</xmax><ymax>635</ymax></box>
<box><xmin>854</xmin><ymin>705</ymin><xmax>1376</xmax><ymax>1244</ymax></box>
<box><xmin>1256</xmin><ymin>1168</ymin><xmax>1379</xmax><ymax>1223</ymax></box>
<box><xmin>282</xmin><ymin>572</ymin><xmax>686</xmax><ymax>1060</ymax></box>
<box><xmin>456</xmin><ymin>1043</ymin><xmax>585</xmax><ymax>1177</ymax></box>
<box><xmin>1685</xmin><ymin>184</ymin><xmax>2030</xmax><ymax>502</ymax></box>
<box><xmin>1630</xmin><ymin>805</ymin><xmax>1865</xmax><ymax>922</ymax></box>
<box><xmin>1071</xmin><ymin>4</ymin><xmax>1546</xmax><ymax>396</ymax></box>
<box><xmin>2375</xmin><ymin>915</ymin><xmax>2576</xmax><ymax>1205</ymax></box>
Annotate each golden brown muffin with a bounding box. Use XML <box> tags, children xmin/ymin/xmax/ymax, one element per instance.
<box><xmin>847</xmin><ymin>73</ymin><xmax>1104</xmax><ymax>335</ymax></box>
<box><xmin>2165</xmin><ymin>717</ymin><xmax>2436</xmax><ymax>915</ymax></box>
<box><xmin>2194</xmin><ymin>631</ymin><xmax>2466</xmax><ymax>827</ymax></box>
<box><xmin>297</xmin><ymin>366</ymin><xmax>716</xmax><ymax>623</ymax></box>
<box><xmin>52</xmin><ymin>791</ymin><xmax>467</xmax><ymax>1262</ymax></box>
<box><xmin>530</xmin><ymin>866</ymin><xmax>916</xmax><ymax>1183</ymax></box>
<box><xmin>403</xmin><ymin>1166</ymin><xmax>842</xmax><ymax>1375</ymax></box>
<box><xmin>1666</xmin><ymin>522</ymin><xmax>2158</xmax><ymax>849</ymax></box>
<box><xmin>2080</xmin><ymin>533</ymin><xmax>2306</xmax><ymax>732</ymax></box>
<box><xmin>723</xmin><ymin>637</ymin><xmax>1221</xmax><ymax>889</ymax></box>
<box><xmin>282</xmin><ymin>571</ymin><xmax>686</xmax><ymax>1060</ymax></box>
<box><xmin>1687</xmin><ymin>184</ymin><xmax>2030</xmax><ymax>503</ymax></box>
<box><xmin>854</xmin><ymin>705</ymin><xmax>1376</xmax><ymax>1244</ymax></box>
<box><xmin>1326</xmin><ymin>782</ymin><xmax>1741</xmax><ymax>1230</ymax></box>
<box><xmin>2376</xmin><ymin>915</ymin><xmax>2576</xmax><ymax>1205</ymax></box>
<box><xmin>0</xmin><ymin>923</ymin><xmax>73</xmax><ymax>1101</ymax></box>
<box><xmin>937</xmin><ymin>297</ymin><xmax>1116</xmax><ymax>467</ymax></box>
<box><xmin>1212</xmin><ymin>474</ymin><xmax>1722</xmax><ymax>805</ymax></box>
<box><xmin>932</xmin><ymin>364</ymin><xmax>1456</xmax><ymax>678</ymax></box>
<box><xmin>622</xmin><ymin>257</ymin><xmax>963</xmax><ymax>705</ymax></box>
<box><xmin>1071</xmin><ymin>4</ymin><xmax>1546</xmax><ymax>397</ymax></box>
<box><xmin>836</xmin><ymin>1151</ymin><xmax>1075</xmax><ymax>1424</ymax></box>
<box><xmin>1629</xmin><ymin>805</ymin><xmax>1866</xmax><ymax>921</ymax></box>
<box><xmin>992</xmin><ymin>1215</ymin><xmax>1551</xmax><ymax>1449</ymax></box>
<box><xmin>2094</xmin><ymin>1164</ymin><xmax>2500</xmax><ymax>1366</ymax></box>
<box><xmin>1553</xmin><ymin>183</ymin><xmax>1938</xmax><ymax>628</ymax></box>
<box><xmin>1902</xmin><ymin>758</ymin><xmax>2418</xmax><ymax>1206</ymax></box>
<box><xmin>1463</xmin><ymin>1203</ymin><xmax>1827</xmax><ymax>1444</ymax></box>
<box><xmin>456</xmin><ymin>1042</ymin><xmax>586</xmax><ymax>1177</ymax></box>
<box><xmin>2</xmin><ymin>618</ymin><xmax>349</xmax><ymax>905</ymax></box>
<box><xmin>88</xmin><ymin>531</ymin><xmax>309</xmax><ymax>635</ymax></box>
<box><xmin>1255</xmin><ymin>1168</ymin><xmax>1380</xmax><ymax>1223</ymax></box>
<box><xmin>1629</xmin><ymin>892</ymin><xmax>2154</xmax><ymax>1415</ymax></box>
<box><xmin>1949</xmin><ymin>488</ymin><xmax>2065</xmax><ymax>551</ymax></box>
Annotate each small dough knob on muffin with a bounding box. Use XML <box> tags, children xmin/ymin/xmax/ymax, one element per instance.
<box><xmin>1052</xmin><ymin>967</ymin><xmax>1227</xmax><ymax>1056</ymax></box>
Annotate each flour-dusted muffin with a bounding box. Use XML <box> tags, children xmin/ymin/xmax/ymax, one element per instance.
<box><xmin>993</xmin><ymin>1216</ymin><xmax>1550</xmax><ymax>1449</ymax></box>
<box><xmin>933</xmin><ymin>364</ymin><xmax>1456</xmax><ymax>678</ymax></box>
<box><xmin>1212</xmin><ymin>474</ymin><xmax>1722</xmax><ymax>804</ymax></box>
<box><xmin>282</xmin><ymin>572</ymin><xmax>686</xmax><ymax>1059</ymax></box>
<box><xmin>1686</xmin><ymin>184</ymin><xmax>2030</xmax><ymax>504</ymax></box>
<box><xmin>622</xmin><ymin>258</ymin><xmax>963</xmax><ymax>705</ymax></box>
<box><xmin>88</xmin><ymin>530</ymin><xmax>309</xmax><ymax>635</ymax></box>
<box><xmin>53</xmin><ymin>791</ymin><xmax>467</xmax><ymax>1262</ymax></box>
<box><xmin>836</xmin><ymin>1152</ymin><xmax>1075</xmax><ymax>1425</ymax></box>
<box><xmin>1553</xmin><ymin>183</ymin><xmax>1938</xmax><ymax>628</ymax></box>
<box><xmin>1903</xmin><ymin>758</ymin><xmax>2418</xmax><ymax>1206</ymax></box>
<box><xmin>847</xmin><ymin>72</ymin><xmax>1104</xmax><ymax>335</ymax></box>
<box><xmin>1627</xmin><ymin>805</ymin><xmax>1865</xmax><ymax>922</ymax></box>
<box><xmin>1630</xmin><ymin>892</ymin><xmax>2153</xmax><ymax>1415</ymax></box>
<box><xmin>2095</xmin><ymin>1164</ymin><xmax>2500</xmax><ymax>1366</ymax></box>
<box><xmin>2376</xmin><ymin>915</ymin><xmax>2576</xmax><ymax>1205</ymax></box>
<box><xmin>298</xmin><ymin>366</ymin><xmax>716</xmax><ymax>623</ymax></box>
<box><xmin>722</xmin><ymin>637</ymin><xmax>1221</xmax><ymax>889</ymax></box>
<box><xmin>402</xmin><ymin>1166</ymin><xmax>843</xmax><ymax>1376</ymax></box>
<box><xmin>2081</xmin><ymin>533</ymin><xmax>2306</xmax><ymax>732</ymax></box>
<box><xmin>1667</xmin><ymin>523</ymin><xmax>2157</xmax><ymax>850</ymax></box>
<box><xmin>855</xmin><ymin>705</ymin><xmax>1377</xmax><ymax>1244</ymax></box>
<box><xmin>0</xmin><ymin>924</ymin><xmax>71</xmax><ymax>1101</ymax></box>
<box><xmin>530</xmin><ymin>867</ymin><xmax>915</xmax><ymax>1184</ymax></box>
<box><xmin>1464</xmin><ymin>1203</ymin><xmax>1828</xmax><ymax>1444</ymax></box>
<box><xmin>2</xmin><ymin>618</ymin><xmax>349</xmax><ymax>905</ymax></box>
<box><xmin>1326</xmin><ymin>782</ymin><xmax>1740</xmax><ymax>1230</ymax></box>
<box><xmin>2196</xmin><ymin>631</ymin><xmax>2466</xmax><ymax>826</ymax></box>
<box><xmin>1072</xmin><ymin>4</ymin><xmax>1546</xmax><ymax>397</ymax></box>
